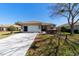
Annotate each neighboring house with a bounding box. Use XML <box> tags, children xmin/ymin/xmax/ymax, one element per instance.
<box><xmin>58</xmin><ymin>22</ymin><xmax>79</xmax><ymax>30</ymax></box>
<box><xmin>0</xmin><ymin>24</ymin><xmax>21</xmax><ymax>31</ymax></box>
<box><xmin>16</xmin><ymin>21</ymin><xmax>56</xmax><ymax>33</ymax></box>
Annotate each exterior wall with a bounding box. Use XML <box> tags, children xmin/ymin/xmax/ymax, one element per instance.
<box><xmin>47</xmin><ymin>25</ymin><xmax>54</xmax><ymax>30</ymax></box>
<box><xmin>0</xmin><ymin>27</ymin><xmax>3</xmax><ymax>31</ymax></box>
<box><xmin>0</xmin><ymin>27</ymin><xmax>7</xmax><ymax>31</ymax></box>
<box><xmin>74</xmin><ymin>25</ymin><xmax>79</xmax><ymax>30</ymax></box>
<box><xmin>21</xmin><ymin>26</ymin><xmax>24</xmax><ymax>32</ymax></box>
<box><xmin>3</xmin><ymin>27</ymin><xmax>7</xmax><ymax>31</ymax></box>
<box><xmin>47</xmin><ymin>25</ymin><xmax>51</xmax><ymax>29</ymax></box>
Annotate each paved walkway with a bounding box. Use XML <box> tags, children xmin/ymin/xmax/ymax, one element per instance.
<box><xmin>0</xmin><ymin>33</ymin><xmax>38</xmax><ymax>56</ymax></box>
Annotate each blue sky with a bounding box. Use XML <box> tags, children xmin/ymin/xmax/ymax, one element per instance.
<box><xmin>0</xmin><ymin>3</ymin><xmax>67</xmax><ymax>26</ymax></box>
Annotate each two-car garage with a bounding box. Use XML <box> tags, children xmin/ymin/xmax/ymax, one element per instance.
<box><xmin>23</xmin><ymin>25</ymin><xmax>41</xmax><ymax>32</ymax></box>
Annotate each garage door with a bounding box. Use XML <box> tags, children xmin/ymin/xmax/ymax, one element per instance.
<box><xmin>28</xmin><ymin>26</ymin><xmax>41</xmax><ymax>32</ymax></box>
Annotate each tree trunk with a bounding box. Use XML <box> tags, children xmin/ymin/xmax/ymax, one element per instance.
<box><xmin>10</xmin><ymin>31</ymin><xmax>13</xmax><ymax>34</ymax></box>
<box><xmin>70</xmin><ymin>24</ymin><xmax>74</xmax><ymax>35</ymax></box>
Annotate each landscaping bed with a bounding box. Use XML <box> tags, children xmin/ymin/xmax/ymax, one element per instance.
<box><xmin>26</xmin><ymin>33</ymin><xmax>79</xmax><ymax>56</ymax></box>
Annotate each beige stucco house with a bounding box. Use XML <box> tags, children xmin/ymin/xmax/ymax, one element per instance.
<box><xmin>0</xmin><ymin>24</ymin><xmax>21</xmax><ymax>31</ymax></box>
<box><xmin>59</xmin><ymin>22</ymin><xmax>79</xmax><ymax>30</ymax></box>
<box><xmin>16</xmin><ymin>21</ymin><xmax>56</xmax><ymax>33</ymax></box>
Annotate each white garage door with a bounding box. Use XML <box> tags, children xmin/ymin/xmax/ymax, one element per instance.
<box><xmin>28</xmin><ymin>25</ymin><xmax>41</xmax><ymax>32</ymax></box>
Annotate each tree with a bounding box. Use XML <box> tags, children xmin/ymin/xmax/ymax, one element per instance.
<box><xmin>15</xmin><ymin>22</ymin><xmax>21</xmax><ymax>25</ymax></box>
<box><xmin>7</xmin><ymin>26</ymin><xmax>17</xmax><ymax>34</ymax></box>
<box><xmin>50</xmin><ymin>3</ymin><xmax>79</xmax><ymax>35</ymax></box>
<box><xmin>61</xmin><ymin>26</ymin><xmax>67</xmax><ymax>32</ymax></box>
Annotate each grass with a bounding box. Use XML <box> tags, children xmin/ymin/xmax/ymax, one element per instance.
<box><xmin>0</xmin><ymin>31</ymin><xmax>11</xmax><ymax>39</ymax></box>
<box><xmin>61</xmin><ymin>32</ymin><xmax>79</xmax><ymax>42</ymax></box>
<box><xmin>26</xmin><ymin>33</ymin><xmax>79</xmax><ymax>56</ymax></box>
<box><xmin>0</xmin><ymin>31</ymin><xmax>20</xmax><ymax>39</ymax></box>
<box><xmin>61</xmin><ymin>32</ymin><xmax>71</xmax><ymax>35</ymax></box>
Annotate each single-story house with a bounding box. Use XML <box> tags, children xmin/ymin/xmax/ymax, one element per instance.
<box><xmin>58</xmin><ymin>22</ymin><xmax>79</xmax><ymax>30</ymax></box>
<box><xmin>16</xmin><ymin>21</ymin><xmax>56</xmax><ymax>33</ymax></box>
<box><xmin>0</xmin><ymin>24</ymin><xmax>21</xmax><ymax>31</ymax></box>
<box><xmin>0</xmin><ymin>21</ymin><xmax>56</xmax><ymax>33</ymax></box>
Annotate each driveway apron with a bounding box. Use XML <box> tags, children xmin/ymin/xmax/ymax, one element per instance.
<box><xmin>0</xmin><ymin>33</ymin><xmax>38</xmax><ymax>56</ymax></box>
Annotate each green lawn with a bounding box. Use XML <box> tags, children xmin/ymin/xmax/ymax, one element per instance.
<box><xmin>0</xmin><ymin>31</ymin><xmax>11</xmax><ymax>39</ymax></box>
<box><xmin>61</xmin><ymin>32</ymin><xmax>71</xmax><ymax>35</ymax></box>
<box><xmin>0</xmin><ymin>31</ymin><xmax>20</xmax><ymax>39</ymax></box>
<box><xmin>26</xmin><ymin>33</ymin><xmax>79</xmax><ymax>56</ymax></box>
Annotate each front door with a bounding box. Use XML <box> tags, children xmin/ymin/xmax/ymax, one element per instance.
<box><xmin>24</xmin><ymin>26</ymin><xmax>27</xmax><ymax>31</ymax></box>
<box><xmin>41</xmin><ymin>25</ymin><xmax>47</xmax><ymax>31</ymax></box>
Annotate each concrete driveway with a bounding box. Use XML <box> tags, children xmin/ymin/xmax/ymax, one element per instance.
<box><xmin>0</xmin><ymin>33</ymin><xmax>38</xmax><ymax>56</ymax></box>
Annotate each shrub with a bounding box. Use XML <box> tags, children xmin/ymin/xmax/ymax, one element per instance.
<box><xmin>61</xmin><ymin>26</ymin><xmax>69</xmax><ymax>32</ymax></box>
<box><xmin>66</xmin><ymin>29</ymin><xmax>71</xmax><ymax>33</ymax></box>
<box><xmin>74</xmin><ymin>30</ymin><xmax>79</xmax><ymax>34</ymax></box>
<box><xmin>61</xmin><ymin>26</ymin><xmax>66</xmax><ymax>32</ymax></box>
<box><xmin>7</xmin><ymin>26</ymin><xmax>18</xmax><ymax>33</ymax></box>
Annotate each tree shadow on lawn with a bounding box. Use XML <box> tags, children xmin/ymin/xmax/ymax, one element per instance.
<box><xmin>26</xmin><ymin>34</ymin><xmax>79</xmax><ymax>56</ymax></box>
<box><xmin>63</xmin><ymin>35</ymin><xmax>79</xmax><ymax>55</ymax></box>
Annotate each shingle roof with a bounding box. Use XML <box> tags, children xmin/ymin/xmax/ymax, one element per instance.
<box><xmin>16</xmin><ymin>21</ymin><xmax>55</xmax><ymax>26</ymax></box>
<box><xmin>20</xmin><ymin>21</ymin><xmax>41</xmax><ymax>23</ymax></box>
